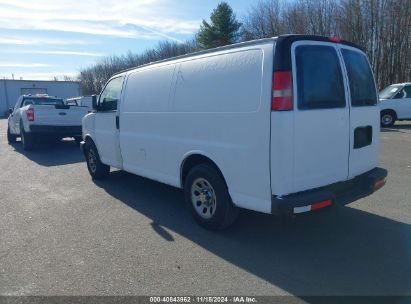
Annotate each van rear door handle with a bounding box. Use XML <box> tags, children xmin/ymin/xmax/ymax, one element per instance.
<box><xmin>116</xmin><ymin>116</ymin><xmax>119</xmax><ymax>129</ymax></box>
<box><xmin>354</xmin><ymin>126</ymin><xmax>372</xmax><ymax>149</ymax></box>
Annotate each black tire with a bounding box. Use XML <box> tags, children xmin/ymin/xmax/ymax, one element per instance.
<box><xmin>7</xmin><ymin>126</ymin><xmax>17</xmax><ymax>144</ymax></box>
<box><xmin>20</xmin><ymin>122</ymin><xmax>35</xmax><ymax>151</ymax></box>
<box><xmin>184</xmin><ymin>164</ymin><xmax>239</xmax><ymax>230</ymax></box>
<box><xmin>380</xmin><ymin>110</ymin><xmax>396</xmax><ymax>127</ymax></box>
<box><xmin>84</xmin><ymin>140</ymin><xmax>110</xmax><ymax>179</ymax></box>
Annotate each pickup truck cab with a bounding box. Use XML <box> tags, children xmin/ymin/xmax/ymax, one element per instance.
<box><xmin>81</xmin><ymin>35</ymin><xmax>387</xmax><ymax>230</ymax></box>
<box><xmin>379</xmin><ymin>82</ymin><xmax>411</xmax><ymax>127</ymax></box>
<box><xmin>7</xmin><ymin>94</ymin><xmax>89</xmax><ymax>150</ymax></box>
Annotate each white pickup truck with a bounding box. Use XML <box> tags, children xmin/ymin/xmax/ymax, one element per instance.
<box><xmin>7</xmin><ymin>94</ymin><xmax>89</xmax><ymax>150</ymax></box>
<box><xmin>379</xmin><ymin>82</ymin><xmax>411</xmax><ymax>127</ymax></box>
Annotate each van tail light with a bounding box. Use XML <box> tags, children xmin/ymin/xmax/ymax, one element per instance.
<box><xmin>26</xmin><ymin>108</ymin><xmax>35</xmax><ymax>121</ymax></box>
<box><xmin>310</xmin><ymin>199</ymin><xmax>333</xmax><ymax>211</ymax></box>
<box><xmin>374</xmin><ymin>177</ymin><xmax>386</xmax><ymax>190</ymax></box>
<box><xmin>272</xmin><ymin>71</ymin><xmax>293</xmax><ymax>111</ymax></box>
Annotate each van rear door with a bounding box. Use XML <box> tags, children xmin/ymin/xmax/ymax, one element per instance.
<box><xmin>339</xmin><ymin>46</ymin><xmax>379</xmax><ymax>178</ymax></box>
<box><xmin>291</xmin><ymin>41</ymin><xmax>350</xmax><ymax>193</ymax></box>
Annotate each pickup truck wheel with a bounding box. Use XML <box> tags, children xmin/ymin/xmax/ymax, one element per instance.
<box><xmin>20</xmin><ymin>123</ymin><xmax>34</xmax><ymax>151</ymax></box>
<box><xmin>7</xmin><ymin>126</ymin><xmax>17</xmax><ymax>144</ymax></box>
<box><xmin>184</xmin><ymin>164</ymin><xmax>239</xmax><ymax>230</ymax></box>
<box><xmin>381</xmin><ymin>111</ymin><xmax>396</xmax><ymax>127</ymax></box>
<box><xmin>85</xmin><ymin>142</ymin><xmax>110</xmax><ymax>179</ymax></box>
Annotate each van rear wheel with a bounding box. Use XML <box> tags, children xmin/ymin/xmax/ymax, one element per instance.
<box><xmin>184</xmin><ymin>164</ymin><xmax>239</xmax><ymax>230</ymax></box>
<box><xmin>85</xmin><ymin>141</ymin><xmax>110</xmax><ymax>179</ymax></box>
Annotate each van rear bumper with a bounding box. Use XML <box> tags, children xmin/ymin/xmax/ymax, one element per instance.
<box><xmin>271</xmin><ymin>167</ymin><xmax>388</xmax><ymax>216</ymax></box>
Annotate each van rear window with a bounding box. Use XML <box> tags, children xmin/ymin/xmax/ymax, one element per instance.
<box><xmin>295</xmin><ymin>45</ymin><xmax>345</xmax><ymax>110</ymax></box>
<box><xmin>341</xmin><ymin>49</ymin><xmax>377</xmax><ymax>106</ymax></box>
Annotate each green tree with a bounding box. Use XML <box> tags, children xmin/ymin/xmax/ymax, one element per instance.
<box><xmin>196</xmin><ymin>2</ymin><xmax>242</xmax><ymax>49</ymax></box>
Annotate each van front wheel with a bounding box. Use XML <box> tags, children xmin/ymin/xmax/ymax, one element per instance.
<box><xmin>184</xmin><ymin>164</ymin><xmax>239</xmax><ymax>230</ymax></box>
<box><xmin>85</xmin><ymin>141</ymin><xmax>110</xmax><ymax>179</ymax></box>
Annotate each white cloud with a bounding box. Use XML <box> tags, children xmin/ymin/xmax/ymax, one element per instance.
<box><xmin>0</xmin><ymin>0</ymin><xmax>200</xmax><ymax>42</ymax></box>
<box><xmin>1</xmin><ymin>71</ymin><xmax>78</xmax><ymax>80</ymax></box>
<box><xmin>0</xmin><ymin>36</ymin><xmax>90</xmax><ymax>45</ymax></box>
<box><xmin>0</xmin><ymin>50</ymin><xmax>105</xmax><ymax>57</ymax></box>
<box><xmin>28</xmin><ymin>50</ymin><xmax>104</xmax><ymax>57</ymax></box>
<box><xmin>0</xmin><ymin>63</ymin><xmax>53</xmax><ymax>68</ymax></box>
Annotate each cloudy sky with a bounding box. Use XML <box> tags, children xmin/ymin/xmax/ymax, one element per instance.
<box><xmin>0</xmin><ymin>0</ymin><xmax>252</xmax><ymax>80</ymax></box>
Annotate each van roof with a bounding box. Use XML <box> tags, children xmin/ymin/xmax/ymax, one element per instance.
<box><xmin>273</xmin><ymin>35</ymin><xmax>362</xmax><ymax>72</ymax></box>
<box><xmin>112</xmin><ymin>35</ymin><xmax>363</xmax><ymax>77</ymax></box>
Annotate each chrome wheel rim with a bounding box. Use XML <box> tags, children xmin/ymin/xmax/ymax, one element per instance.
<box><xmin>191</xmin><ymin>178</ymin><xmax>217</xmax><ymax>219</ymax></box>
<box><xmin>88</xmin><ymin>149</ymin><xmax>97</xmax><ymax>173</ymax></box>
<box><xmin>382</xmin><ymin>114</ymin><xmax>393</xmax><ymax>126</ymax></box>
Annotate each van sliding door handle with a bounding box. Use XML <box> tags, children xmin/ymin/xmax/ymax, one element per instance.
<box><xmin>116</xmin><ymin>116</ymin><xmax>119</xmax><ymax>129</ymax></box>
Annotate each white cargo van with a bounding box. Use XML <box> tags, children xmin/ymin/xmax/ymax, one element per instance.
<box><xmin>81</xmin><ymin>35</ymin><xmax>387</xmax><ymax>230</ymax></box>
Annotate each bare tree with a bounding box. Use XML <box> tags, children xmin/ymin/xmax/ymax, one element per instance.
<box><xmin>79</xmin><ymin>0</ymin><xmax>410</xmax><ymax>94</ymax></box>
<box><xmin>336</xmin><ymin>0</ymin><xmax>411</xmax><ymax>88</ymax></box>
<box><xmin>242</xmin><ymin>0</ymin><xmax>411</xmax><ymax>88</ymax></box>
<box><xmin>79</xmin><ymin>40</ymin><xmax>199</xmax><ymax>94</ymax></box>
<box><xmin>242</xmin><ymin>0</ymin><xmax>285</xmax><ymax>40</ymax></box>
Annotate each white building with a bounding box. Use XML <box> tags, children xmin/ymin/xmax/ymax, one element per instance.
<box><xmin>0</xmin><ymin>79</ymin><xmax>81</xmax><ymax>117</ymax></box>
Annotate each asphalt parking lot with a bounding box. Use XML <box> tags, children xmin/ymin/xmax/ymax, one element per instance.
<box><xmin>0</xmin><ymin>118</ymin><xmax>410</xmax><ymax>297</ymax></box>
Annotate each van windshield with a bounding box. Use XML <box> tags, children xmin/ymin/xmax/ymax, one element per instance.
<box><xmin>379</xmin><ymin>84</ymin><xmax>402</xmax><ymax>99</ymax></box>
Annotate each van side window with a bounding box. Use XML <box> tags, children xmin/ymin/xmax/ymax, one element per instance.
<box><xmin>341</xmin><ymin>49</ymin><xmax>377</xmax><ymax>106</ymax></box>
<box><xmin>296</xmin><ymin>45</ymin><xmax>345</xmax><ymax>110</ymax></box>
<box><xmin>99</xmin><ymin>76</ymin><xmax>124</xmax><ymax>111</ymax></box>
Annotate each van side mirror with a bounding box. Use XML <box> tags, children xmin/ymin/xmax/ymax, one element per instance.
<box><xmin>91</xmin><ymin>95</ymin><xmax>98</xmax><ymax>111</ymax></box>
<box><xmin>8</xmin><ymin>108</ymin><xmax>13</xmax><ymax>115</ymax></box>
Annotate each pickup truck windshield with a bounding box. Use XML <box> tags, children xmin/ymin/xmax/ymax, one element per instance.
<box><xmin>22</xmin><ymin>98</ymin><xmax>64</xmax><ymax>106</ymax></box>
<box><xmin>379</xmin><ymin>84</ymin><xmax>402</xmax><ymax>99</ymax></box>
